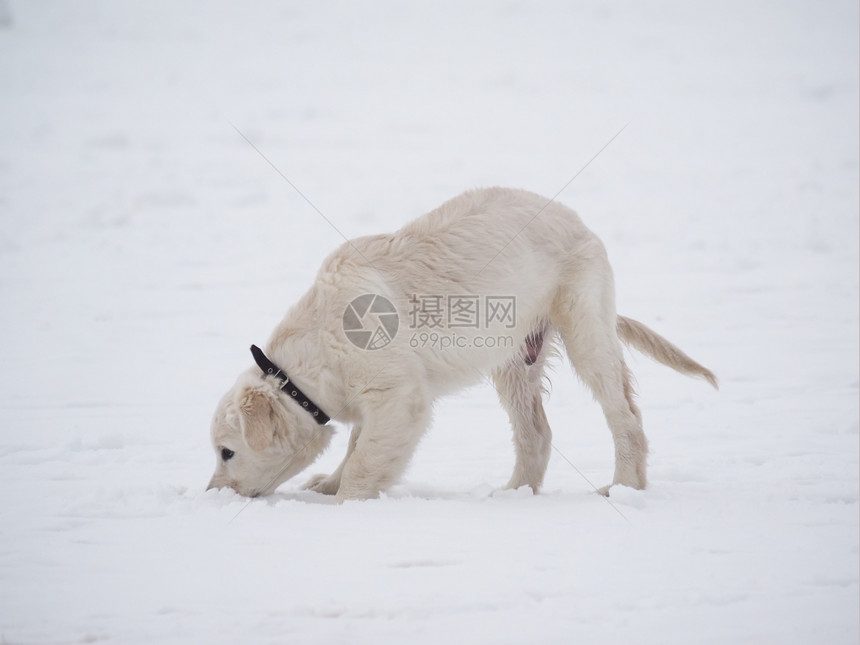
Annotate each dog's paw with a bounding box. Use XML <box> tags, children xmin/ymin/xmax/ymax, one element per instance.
<box><xmin>302</xmin><ymin>473</ymin><xmax>339</xmax><ymax>495</ymax></box>
<box><xmin>492</xmin><ymin>485</ymin><xmax>535</xmax><ymax>499</ymax></box>
<box><xmin>596</xmin><ymin>484</ymin><xmax>612</xmax><ymax>497</ymax></box>
<box><xmin>604</xmin><ymin>485</ymin><xmax>647</xmax><ymax>509</ymax></box>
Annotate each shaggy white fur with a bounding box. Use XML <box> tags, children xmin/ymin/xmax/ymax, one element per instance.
<box><xmin>207</xmin><ymin>187</ymin><xmax>716</xmax><ymax>501</ymax></box>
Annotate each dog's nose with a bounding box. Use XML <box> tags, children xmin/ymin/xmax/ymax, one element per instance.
<box><xmin>206</xmin><ymin>475</ymin><xmax>218</xmax><ymax>491</ymax></box>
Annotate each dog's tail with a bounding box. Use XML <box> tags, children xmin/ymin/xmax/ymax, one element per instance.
<box><xmin>617</xmin><ymin>315</ymin><xmax>718</xmax><ymax>389</ymax></box>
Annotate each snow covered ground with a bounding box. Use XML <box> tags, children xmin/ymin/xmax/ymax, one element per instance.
<box><xmin>1</xmin><ymin>1</ymin><xmax>857</xmax><ymax>643</ymax></box>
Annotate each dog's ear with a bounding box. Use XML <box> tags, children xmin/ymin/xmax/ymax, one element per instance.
<box><xmin>237</xmin><ymin>385</ymin><xmax>276</xmax><ymax>451</ymax></box>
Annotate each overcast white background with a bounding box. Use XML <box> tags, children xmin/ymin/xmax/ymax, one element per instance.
<box><xmin>1</xmin><ymin>2</ymin><xmax>857</xmax><ymax>643</ymax></box>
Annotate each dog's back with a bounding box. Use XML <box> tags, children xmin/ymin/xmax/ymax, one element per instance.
<box><xmin>327</xmin><ymin>188</ymin><xmax>604</xmax><ymax>376</ymax></box>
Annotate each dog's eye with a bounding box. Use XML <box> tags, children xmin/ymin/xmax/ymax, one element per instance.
<box><xmin>221</xmin><ymin>448</ymin><xmax>235</xmax><ymax>462</ymax></box>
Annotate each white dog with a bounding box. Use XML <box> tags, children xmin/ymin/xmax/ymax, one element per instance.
<box><xmin>207</xmin><ymin>187</ymin><xmax>716</xmax><ymax>501</ymax></box>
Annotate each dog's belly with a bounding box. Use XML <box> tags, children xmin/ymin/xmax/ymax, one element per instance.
<box><xmin>409</xmin><ymin>304</ymin><xmax>551</xmax><ymax>397</ymax></box>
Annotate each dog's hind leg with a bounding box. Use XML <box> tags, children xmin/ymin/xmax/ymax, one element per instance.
<box><xmin>555</xmin><ymin>267</ymin><xmax>648</xmax><ymax>492</ymax></box>
<box><xmin>492</xmin><ymin>326</ymin><xmax>554</xmax><ymax>493</ymax></box>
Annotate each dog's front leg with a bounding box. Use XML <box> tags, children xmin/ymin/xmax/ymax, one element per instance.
<box><xmin>303</xmin><ymin>424</ymin><xmax>362</xmax><ymax>495</ymax></box>
<box><xmin>334</xmin><ymin>389</ymin><xmax>431</xmax><ymax>503</ymax></box>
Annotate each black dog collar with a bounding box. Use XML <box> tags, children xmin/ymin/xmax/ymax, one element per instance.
<box><xmin>249</xmin><ymin>345</ymin><xmax>330</xmax><ymax>425</ymax></box>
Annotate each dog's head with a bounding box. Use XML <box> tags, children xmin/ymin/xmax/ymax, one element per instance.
<box><xmin>206</xmin><ymin>370</ymin><xmax>334</xmax><ymax>497</ymax></box>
